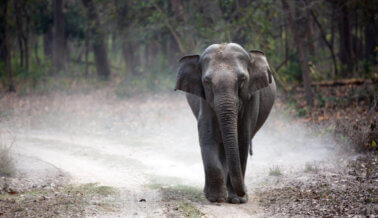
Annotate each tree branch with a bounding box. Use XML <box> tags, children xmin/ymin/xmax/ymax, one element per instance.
<box><xmin>311</xmin><ymin>9</ymin><xmax>338</xmax><ymax>76</ymax></box>
<box><xmin>152</xmin><ymin>3</ymin><xmax>187</xmax><ymax>54</ymax></box>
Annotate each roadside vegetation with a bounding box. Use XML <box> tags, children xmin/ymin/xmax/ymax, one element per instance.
<box><xmin>0</xmin><ymin>136</ymin><xmax>14</xmax><ymax>177</ymax></box>
<box><xmin>257</xmin><ymin>155</ymin><xmax>377</xmax><ymax>216</ymax></box>
<box><xmin>148</xmin><ymin>183</ymin><xmax>205</xmax><ymax>217</ymax></box>
<box><xmin>281</xmin><ymin>82</ymin><xmax>376</xmax><ymax>152</ymax></box>
<box><xmin>269</xmin><ymin>165</ymin><xmax>283</xmax><ymax>177</ymax></box>
<box><xmin>0</xmin><ymin>182</ymin><xmax>118</xmax><ymax>217</ymax></box>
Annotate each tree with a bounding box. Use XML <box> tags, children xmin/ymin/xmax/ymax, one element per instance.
<box><xmin>82</xmin><ymin>0</ymin><xmax>111</xmax><ymax>79</ymax></box>
<box><xmin>282</xmin><ymin>0</ymin><xmax>313</xmax><ymax>106</ymax></box>
<box><xmin>363</xmin><ymin>1</ymin><xmax>376</xmax><ymax>65</ymax></box>
<box><xmin>3</xmin><ymin>0</ymin><xmax>15</xmax><ymax>92</ymax></box>
<box><xmin>16</xmin><ymin>0</ymin><xmax>24</xmax><ymax>68</ymax></box>
<box><xmin>52</xmin><ymin>0</ymin><xmax>66</xmax><ymax>72</ymax></box>
<box><xmin>336</xmin><ymin>0</ymin><xmax>354</xmax><ymax>74</ymax></box>
<box><xmin>311</xmin><ymin>9</ymin><xmax>338</xmax><ymax>77</ymax></box>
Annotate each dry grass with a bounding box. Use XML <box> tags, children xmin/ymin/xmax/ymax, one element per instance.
<box><xmin>0</xmin><ymin>138</ymin><xmax>14</xmax><ymax>177</ymax></box>
<box><xmin>284</xmin><ymin>83</ymin><xmax>377</xmax><ymax>151</ymax></box>
<box><xmin>0</xmin><ymin>182</ymin><xmax>119</xmax><ymax>217</ymax></box>
<box><xmin>269</xmin><ymin>165</ymin><xmax>283</xmax><ymax>177</ymax></box>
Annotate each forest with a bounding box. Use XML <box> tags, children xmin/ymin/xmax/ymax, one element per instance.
<box><xmin>0</xmin><ymin>0</ymin><xmax>377</xmax><ymax>217</ymax></box>
<box><xmin>0</xmin><ymin>0</ymin><xmax>376</xmax><ymax>98</ymax></box>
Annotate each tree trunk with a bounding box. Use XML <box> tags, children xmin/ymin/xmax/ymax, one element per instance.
<box><xmin>353</xmin><ymin>10</ymin><xmax>359</xmax><ymax>76</ymax></box>
<box><xmin>331</xmin><ymin>3</ymin><xmax>336</xmax><ymax>78</ymax></box>
<box><xmin>52</xmin><ymin>0</ymin><xmax>66</xmax><ymax>72</ymax></box>
<box><xmin>336</xmin><ymin>0</ymin><xmax>353</xmax><ymax>75</ymax></box>
<box><xmin>16</xmin><ymin>0</ymin><xmax>24</xmax><ymax>68</ymax></box>
<box><xmin>4</xmin><ymin>0</ymin><xmax>15</xmax><ymax>92</ymax></box>
<box><xmin>282</xmin><ymin>0</ymin><xmax>313</xmax><ymax>106</ymax></box>
<box><xmin>43</xmin><ymin>27</ymin><xmax>53</xmax><ymax>58</ymax></box>
<box><xmin>0</xmin><ymin>7</ymin><xmax>5</xmax><ymax>63</ymax></box>
<box><xmin>122</xmin><ymin>38</ymin><xmax>139</xmax><ymax>76</ymax></box>
<box><xmin>364</xmin><ymin>6</ymin><xmax>376</xmax><ymax>65</ymax></box>
<box><xmin>34</xmin><ymin>37</ymin><xmax>40</xmax><ymax>65</ymax></box>
<box><xmin>21</xmin><ymin>0</ymin><xmax>30</xmax><ymax>71</ymax></box>
<box><xmin>305</xmin><ymin>1</ymin><xmax>316</xmax><ymax>56</ymax></box>
<box><xmin>23</xmin><ymin>26</ymin><xmax>29</xmax><ymax>71</ymax></box>
<box><xmin>82</xmin><ymin>0</ymin><xmax>111</xmax><ymax>79</ymax></box>
<box><xmin>111</xmin><ymin>32</ymin><xmax>117</xmax><ymax>54</ymax></box>
<box><xmin>84</xmin><ymin>33</ymin><xmax>89</xmax><ymax>76</ymax></box>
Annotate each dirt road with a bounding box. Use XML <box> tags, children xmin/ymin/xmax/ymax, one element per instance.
<box><xmin>0</xmin><ymin>91</ymin><xmax>356</xmax><ymax>217</ymax></box>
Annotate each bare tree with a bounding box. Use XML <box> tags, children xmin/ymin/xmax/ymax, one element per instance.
<box><xmin>282</xmin><ymin>0</ymin><xmax>314</xmax><ymax>106</ymax></box>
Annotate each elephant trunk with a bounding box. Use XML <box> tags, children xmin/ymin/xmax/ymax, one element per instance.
<box><xmin>215</xmin><ymin>95</ymin><xmax>245</xmax><ymax>197</ymax></box>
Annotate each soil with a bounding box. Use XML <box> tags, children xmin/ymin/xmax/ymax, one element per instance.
<box><xmin>256</xmin><ymin>154</ymin><xmax>377</xmax><ymax>217</ymax></box>
<box><xmin>0</xmin><ymin>88</ymin><xmax>376</xmax><ymax>217</ymax></box>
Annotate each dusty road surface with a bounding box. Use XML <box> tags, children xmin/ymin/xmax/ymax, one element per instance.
<box><xmin>0</xmin><ymin>90</ymin><xmax>365</xmax><ymax>217</ymax></box>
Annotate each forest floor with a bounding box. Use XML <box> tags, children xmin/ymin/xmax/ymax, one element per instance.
<box><xmin>0</xmin><ymin>82</ymin><xmax>376</xmax><ymax>217</ymax></box>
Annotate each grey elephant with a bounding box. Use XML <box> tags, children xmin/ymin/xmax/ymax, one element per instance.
<box><xmin>174</xmin><ymin>43</ymin><xmax>276</xmax><ymax>204</ymax></box>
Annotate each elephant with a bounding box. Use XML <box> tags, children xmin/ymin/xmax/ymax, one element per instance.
<box><xmin>174</xmin><ymin>43</ymin><xmax>276</xmax><ymax>204</ymax></box>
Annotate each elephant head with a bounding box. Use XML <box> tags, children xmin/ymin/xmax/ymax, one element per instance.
<box><xmin>174</xmin><ymin>43</ymin><xmax>272</xmax><ymax>197</ymax></box>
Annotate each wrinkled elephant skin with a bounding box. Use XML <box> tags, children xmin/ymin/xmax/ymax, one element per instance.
<box><xmin>174</xmin><ymin>43</ymin><xmax>276</xmax><ymax>204</ymax></box>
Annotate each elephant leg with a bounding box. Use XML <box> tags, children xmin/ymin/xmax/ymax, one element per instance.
<box><xmin>200</xmin><ymin>142</ymin><xmax>227</xmax><ymax>202</ymax></box>
<box><xmin>198</xmin><ymin>117</ymin><xmax>227</xmax><ymax>203</ymax></box>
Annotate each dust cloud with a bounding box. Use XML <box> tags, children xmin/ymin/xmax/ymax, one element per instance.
<box><xmin>1</xmin><ymin>91</ymin><xmax>342</xmax><ymax>195</ymax></box>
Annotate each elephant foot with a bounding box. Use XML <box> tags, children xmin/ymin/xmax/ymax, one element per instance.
<box><xmin>227</xmin><ymin>193</ymin><xmax>248</xmax><ymax>204</ymax></box>
<box><xmin>227</xmin><ymin>185</ymin><xmax>248</xmax><ymax>204</ymax></box>
<box><xmin>204</xmin><ymin>185</ymin><xmax>227</xmax><ymax>203</ymax></box>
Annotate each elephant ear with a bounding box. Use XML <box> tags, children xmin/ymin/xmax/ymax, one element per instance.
<box><xmin>174</xmin><ymin>55</ymin><xmax>205</xmax><ymax>99</ymax></box>
<box><xmin>248</xmin><ymin>50</ymin><xmax>272</xmax><ymax>95</ymax></box>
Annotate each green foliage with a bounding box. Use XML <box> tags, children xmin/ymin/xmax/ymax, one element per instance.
<box><xmin>0</xmin><ymin>0</ymin><xmax>375</xmax><ymax>95</ymax></box>
<box><xmin>281</xmin><ymin>55</ymin><xmax>302</xmax><ymax>83</ymax></box>
<box><xmin>64</xmin><ymin>2</ymin><xmax>86</xmax><ymax>40</ymax></box>
<box><xmin>287</xmin><ymin>95</ymin><xmax>308</xmax><ymax>117</ymax></box>
<box><xmin>316</xmin><ymin>93</ymin><xmax>325</xmax><ymax>108</ymax></box>
<box><xmin>29</xmin><ymin>0</ymin><xmax>53</xmax><ymax>34</ymax></box>
<box><xmin>296</xmin><ymin>107</ymin><xmax>308</xmax><ymax>117</ymax></box>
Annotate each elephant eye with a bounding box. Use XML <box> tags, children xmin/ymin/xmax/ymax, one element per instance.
<box><xmin>238</xmin><ymin>74</ymin><xmax>247</xmax><ymax>87</ymax></box>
